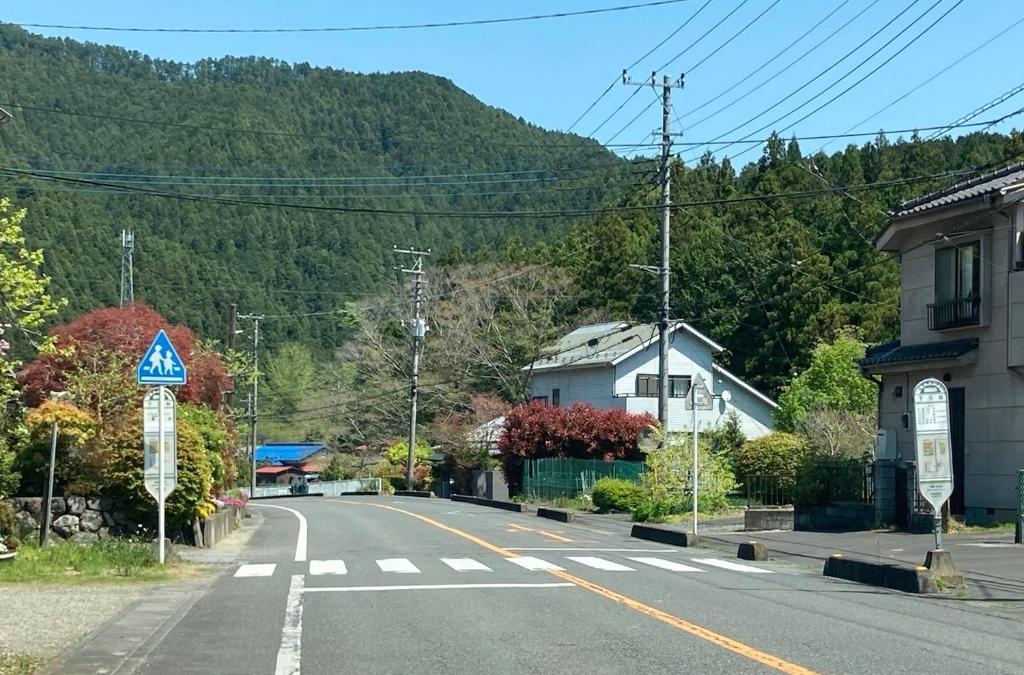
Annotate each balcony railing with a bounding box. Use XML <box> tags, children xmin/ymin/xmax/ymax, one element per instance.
<box><xmin>927</xmin><ymin>295</ymin><xmax>980</xmax><ymax>330</ymax></box>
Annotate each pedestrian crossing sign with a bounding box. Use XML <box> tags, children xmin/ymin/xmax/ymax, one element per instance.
<box><xmin>137</xmin><ymin>329</ymin><xmax>188</xmax><ymax>385</ymax></box>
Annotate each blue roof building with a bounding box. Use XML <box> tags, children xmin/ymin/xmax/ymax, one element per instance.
<box><xmin>255</xmin><ymin>442</ymin><xmax>328</xmax><ymax>466</ymax></box>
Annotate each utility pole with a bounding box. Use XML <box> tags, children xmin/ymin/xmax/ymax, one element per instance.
<box><xmin>119</xmin><ymin>230</ymin><xmax>134</xmax><ymax>307</ymax></box>
<box><xmin>625</xmin><ymin>71</ymin><xmax>683</xmax><ymax>433</ymax></box>
<box><xmin>225</xmin><ymin>303</ymin><xmax>239</xmax><ymax>407</ymax></box>
<box><xmin>393</xmin><ymin>246</ymin><xmax>430</xmax><ymax>491</ymax></box>
<box><xmin>238</xmin><ymin>313</ymin><xmax>264</xmax><ymax>497</ymax></box>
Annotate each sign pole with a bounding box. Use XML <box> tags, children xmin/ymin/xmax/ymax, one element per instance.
<box><xmin>157</xmin><ymin>385</ymin><xmax>165</xmax><ymax>565</ymax></box>
<box><xmin>691</xmin><ymin>387</ymin><xmax>698</xmax><ymax>535</ymax></box>
<box><xmin>934</xmin><ymin>511</ymin><xmax>942</xmax><ymax>551</ymax></box>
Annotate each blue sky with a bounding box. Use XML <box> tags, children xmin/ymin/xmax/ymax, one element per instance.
<box><xmin>9</xmin><ymin>0</ymin><xmax>1024</xmax><ymax>162</ymax></box>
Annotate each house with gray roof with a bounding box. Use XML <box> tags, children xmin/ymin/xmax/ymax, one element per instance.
<box><xmin>864</xmin><ymin>162</ymin><xmax>1024</xmax><ymax>525</ymax></box>
<box><xmin>525</xmin><ymin>321</ymin><xmax>777</xmax><ymax>439</ymax></box>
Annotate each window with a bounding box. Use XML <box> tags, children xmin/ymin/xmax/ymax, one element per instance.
<box><xmin>532</xmin><ymin>395</ymin><xmax>548</xmax><ymax>404</ymax></box>
<box><xmin>636</xmin><ymin>374</ymin><xmax>658</xmax><ymax>397</ymax></box>
<box><xmin>551</xmin><ymin>388</ymin><xmax>560</xmax><ymax>407</ymax></box>
<box><xmin>929</xmin><ymin>241</ymin><xmax>981</xmax><ymax>330</ymax></box>
<box><xmin>635</xmin><ymin>374</ymin><xmax>691</xmax><ymax>398</ymax></box>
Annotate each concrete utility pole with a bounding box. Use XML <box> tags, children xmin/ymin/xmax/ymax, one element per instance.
<box><xmin>625</xmin><ymin>71</ymin><xmax>684</xmax><ymax>432</ymax></box>
<box><xmin>394</xmin><ymin>246</ymin><xmax>430</xmax><ymax>491</ymax></box>
<box><xmin>119</xmin><ymin>230</ymin><xmax>134</xmax><ymax>307</ymax></box>
<box><xmin>238</xmin><ymin>313</ymin><xmax>264</xmax><ymax>496</ymax></box>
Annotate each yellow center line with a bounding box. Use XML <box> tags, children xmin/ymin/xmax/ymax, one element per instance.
<box><xmin>506</xmin><ymin>523</ymin><xmax>574</xmax><ymax>542</ymax></box>
<box><xmin>330</xmin><ymin>499</ymin><xmax>817</xmax><ymax>675</ymax></box>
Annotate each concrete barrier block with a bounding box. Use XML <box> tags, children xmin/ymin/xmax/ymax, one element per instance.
<box><xmin>822</xmin><ymin>554</ymin><xmax>938</xmax><ymax>594</ymax></box>
<box><xmin>536</xmin><ymin>508</ymin><xmax>574</xmax><ymax>523</ymax></box>
<box><xmin>737</xmin><ymin>541</ymin><xmax>767</xmax><ymax>561</ymax></box>
<box><xmin>394</xmin><ymin>490</ymin><xmax>435</xmax><ymax>498</ymax></box>
<box><xmin>630</xmin><ymin>524</ymin><xmax>697</xmax><ymax>547</ymax></box>
<box><xmin>924</xmin><ymin>549</ymin><xmax>964</xmax><ymax>588</ymax></box>
<box><xmin>450</xmin><ymin>494</ymin><xmax>527</xmax><ymax>512</ymax></box>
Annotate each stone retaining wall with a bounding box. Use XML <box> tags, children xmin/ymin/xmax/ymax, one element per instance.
<box><xmin>7</xmin><ymin>496</ymin><xmax>145</xmax><ymax>543</ymax></box>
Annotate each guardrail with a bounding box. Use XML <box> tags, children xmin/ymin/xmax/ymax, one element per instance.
<box><xmin>247</xmin><ymin>478</ymin><xmax>381</xmax><ymax>499</ymax></box>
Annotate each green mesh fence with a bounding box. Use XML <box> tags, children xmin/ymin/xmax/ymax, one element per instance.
<box><xmin>522</xmin><ymin>458</ymin><xmax>646</xmax><ymax>501</ymax></box>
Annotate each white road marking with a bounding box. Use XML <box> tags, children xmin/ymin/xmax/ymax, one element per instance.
<box><xmin>508</xmin><ymin>547</ymin><xmax>679</xmax><ymax>553</ymax></box>
<box><xmin>628</xmin><ymin>557</ymin><xmax>704</xmax><ymax>572</ymax></box>
<box><xmin>441</xmin><ymin>558</ymin><xmax>493</xmax><ymax>572</ymax></box>
<box><xmin>959</xmin><ymin>542</ymin><xmax>1015</xmax><ymax>548</ymax></box>
<box><xmin>274</xmin><ymin>574</ymin><xmax>304</xmax><ymax>675</ymax></box>
<box><xmin>310</xmin><ymin>560</ymin><xmax>348</xmax><ymax>576</ymax></box>
<box><xmin>235</xmin><ymin>563</ymin><xmax>277</xmax><ymax>577</ymax></box>
<box><xmin>303</xmin><ymin>582</ymin><xmax>574</xmax><ymax>593</ymax></box>
<box><xmin>691</xmin><ymin>558</ymin><xmax>774</xmax><ymax>574</ymax></box>
<box><xmin>566</xmin><ymin>556</ymin><xmax>635</xmax><ymax>571</ymax></box>
<box><xmin>507</xmin><ymin>556</ymin><xmax>564</xmax><ymax>571</ymax></box>
<box><xmin>250</xmin><ymin>503</ymin><xmax>308</xmax><ymax>562</ymax></box>
<box><xmin>376</xmin><ymin>558</ymin><xmax>421</xmax><ymax>574</ymax></box>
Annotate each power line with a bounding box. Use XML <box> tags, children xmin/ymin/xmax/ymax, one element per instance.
<box><xmin>684</xmin><ymin>0</ymin><xmax>924</xmax><ymax>158</ymax></box>
<box><xmin>725</xmin><ymin>0</ymin><xmax>966</xmax><ymax>163</ymax></box>
<box><xmin>683</xmin><ymin>0</ymin><xmax>883</xmax><ymax>133</ymax></box>
<box><xmin>0</xmin><ymin>164</ymin><xmax>989</xmax><ymax>219</ymax></box>
<box><xmin>13</xmin><ymin>1</ymin><xmax>693</xmax><ymax>33</ymax></box>
<box><xmin>656</xmin><ymin>0</ymin><xmax>753</xmax><ymax>72</ymax></box>
<box><xmin>924</xmin><ymin>80</ymin><xmax>1024</xmax><ymax>142</ymax></box>
<box><xmin>682</xmin><ymin>0</ymin><xmax>852</xmax><ymax>120</ymax></box>
<box><xmin>684</xmin><ymin>0</ymin><xmax>781</xmax><ymax>76</ymax></box>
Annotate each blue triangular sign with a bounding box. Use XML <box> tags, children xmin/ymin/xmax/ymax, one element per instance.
<box><xmin>137</xmin><ymin>329</ymin><xmax>188</xmax><ymax>385</ymax></box>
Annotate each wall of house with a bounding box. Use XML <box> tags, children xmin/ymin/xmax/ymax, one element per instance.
<box><xmin>877</xmin><ymin>204</ymin><xmax>1024</xmax><ymax>523</ymax></box>
<box><xmin>530</xmin><ymin>366</ymin><xmax>622</xmax><ymax>410</ymax></box>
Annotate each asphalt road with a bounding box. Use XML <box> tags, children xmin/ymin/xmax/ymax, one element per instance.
<box><xmin>58</xmin><ymin>496</ymin><xmax>1024</xmax><ymax>674</ymax></box>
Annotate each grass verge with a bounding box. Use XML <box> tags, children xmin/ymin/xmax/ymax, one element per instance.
<box><xmin>0</xmin><ymin>539</ymin><xmax>181</xmax><ymax>584</ymax></box>
<box><xmin>0</xmin><ymin>652</ymin><xmax>42</xmax><ymax>675</ymax></box>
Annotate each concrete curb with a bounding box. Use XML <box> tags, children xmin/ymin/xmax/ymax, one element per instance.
<box><xmin>631</xmin><ymin>524</ymin><xmax>698</xmax><ymax>547</ymax></box>
<box><xmin>250</xmin><ymin>492</ymin><xmax>324</xmax><ymax>500</ymax></box>
<box><xmin>536</xmin><ymin>507</ymin><xmax>575</xmax><ymax>523</ymax></box>
<box><xmin>394</xmin><ymin>490</ymin><xmax>435</xmax><ymax>498</ymax></box>
<box><xmin>451</xmin><ymin>494</ymin><xmax>527</xmax><ymax>512</ymax></box>
<box><xmin>823</xmin><ymin>554</ymin><xmax>938</xmax><ymax>594</ymax></box>
<box><xmin>737</xmin><ymin>541</ymin><xmax>767</xmax><ymax>561</ymax></box>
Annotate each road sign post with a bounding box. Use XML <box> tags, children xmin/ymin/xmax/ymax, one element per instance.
<box><xmin>912</xmin><ymin>378</ymin><xmax>954</xmax><ymax>550</ymax></box>
<box><xmin>687</xmin><ymin>374</ymin><xmax>713</xmax><ymax>535</ymax></box>
<box><xmin>138</xmin><ymin>330</ymin><xmax>186</xmax><ymax>564</ymax></box>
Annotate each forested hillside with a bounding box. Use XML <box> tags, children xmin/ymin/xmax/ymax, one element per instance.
<box><xmin>0</xmin><ymin>24</ymin><xmax>633</xmax><ymax>347</ymax></box>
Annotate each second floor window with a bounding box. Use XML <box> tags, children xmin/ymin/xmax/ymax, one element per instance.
<box><xmin>935</xmin><ymin>241</ymin><xmax>980</xmax><ymax>304</ymax></box>
<box><xmin>636</xmin><ymin>374</ymin><xmax>692</xmax><ymax>398</ymax></box>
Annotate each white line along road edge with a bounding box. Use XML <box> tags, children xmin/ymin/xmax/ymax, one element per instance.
<box><xmin>251</xmin><ymin>502</ymin><xmax>308</xmax><ymax>562</ymax></box>
<box><xmin>304</xmin><ymin>583</ymin><xmax>575</xmax><ymax>593</ymax></box>
<box><xmin>275</xmin><ymin>574</ymin><xmax>304</xmax><ymax>675</ymax></box>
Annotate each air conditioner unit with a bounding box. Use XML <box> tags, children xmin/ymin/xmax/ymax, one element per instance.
<box><xmin>875</xmin><ymin>429</ymin><xmax>898</xmax><ymax>460</ymax></box>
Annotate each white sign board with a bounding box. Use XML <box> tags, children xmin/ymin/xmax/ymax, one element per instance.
<box><xmin>686</xmin><ymin>373</ymin><xmax>714</xmax><ymax>411</ymax></box>
<box><xmin>912</xmin><ymin>378</ymin><xmax>954</xmax><ymax>514</ymax></box>
<box><xmin>143</xmin><ymin>387</ymin><xmax>177</xmax><ymax>503</ymax></box>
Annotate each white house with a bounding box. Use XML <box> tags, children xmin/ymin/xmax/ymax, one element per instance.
<box><xmin>526</xmin><ymin>322</ymin><xmax>777</xmax><ymax>438</ymax></box>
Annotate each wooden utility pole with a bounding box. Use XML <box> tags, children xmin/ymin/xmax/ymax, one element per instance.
<box><xmin>394</xmin><ymin>246</ymin><xmax>430</xmax><ymax>491</ymax></box>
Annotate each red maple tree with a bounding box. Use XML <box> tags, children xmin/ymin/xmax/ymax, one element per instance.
<box><xmin>20</xmin><ymin>304</ymin><xmax>232</xmax><ymax>409</ymax></box>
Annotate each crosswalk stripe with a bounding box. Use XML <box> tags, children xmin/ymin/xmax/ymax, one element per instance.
<box><xmin>376</xmin><ymin>558</ymin><xmax>421</xmax><ymax>574</ymax></box>
<box><xmin>565</xmin><ymin>556</ymin><xmax>635</xmax><ymax>571</ymax></box>
<box><xmin>310</xmin><ymin>560</ymin><xmax>348</xmax><ymax>576</ymax></box>
<box><xmin>441</xmin><ymin>558</ymin><xmax>493</xmax><ymax>572</ymax></box>
<box><xmin>235</xmin><ymin>563</ymin><xmax>276</xmax><ymax>578</ymax></box>
<box><xmin>507</xmin><ymin>556</ymin><xmax>564</xmax><ymax>571</ymax></box>
<box><xmin>691</xmin><ymin>558</ymin><xmax>774</xmax><ymax>574</ymax></box>
<box><xmin>628</xmin><ymin>557</ymin><xmax>703</xmax><ymax>573</ymax></box>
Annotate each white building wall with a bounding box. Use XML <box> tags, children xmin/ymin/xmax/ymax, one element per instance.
<box><xmin>529</xmin><ymin>366</ymin><xmax>622</xmax><ymax>410</ymax></box>
<box><xmin>531</xmin><ymin>330</ymin><xmax>775</xmax><ymax>438</ymax></box>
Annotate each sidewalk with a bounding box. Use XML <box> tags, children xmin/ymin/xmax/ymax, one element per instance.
<box><xmin>701</xmin><ymin>528</ymin><xmax>1024</xmax><ymax>601</ymax></box>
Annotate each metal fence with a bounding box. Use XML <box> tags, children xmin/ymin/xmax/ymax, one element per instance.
<box><xmin>744</xmin><ymin>474</ymin><xmax>795</xmax><ymax>507</ymax></box>
<box><xmin>250</xmin><ymin>478</ymin><xmax>382</xmax><ymax>498</ymax></box>
<box><xmin>522</xmin><ymin>458</ymin><xmax>645</xmax><ymax>501</ymax></box>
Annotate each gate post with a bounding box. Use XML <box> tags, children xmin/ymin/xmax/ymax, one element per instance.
<box><xmin>1016</xmin><ymin>469</ymin><xmax>1024</xmax><ymax>544</ymax></box>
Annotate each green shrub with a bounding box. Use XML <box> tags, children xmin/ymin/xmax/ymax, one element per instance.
<box><xmin>641</xmin><ymin>437</ymin><xmax>737</xmax><ymax>515</ymax></box>
<box><xmin>591</xmin><ymin>477</ymin><xmax>645</xmax><ymax>513</ymax></box>
<box><xmin>733</xmin><ymin>432</ymin><xmax>809</xmax><ymax>480</ymax></box>
<box><xmin>0</xmin><ymin>500</ymin><xmax>15</xmax><ymax>537</ymax></box>
<box><xmin>631</xmin><ymin>495</ymin><xmax>684</xmax><ymax>522</ymax></box>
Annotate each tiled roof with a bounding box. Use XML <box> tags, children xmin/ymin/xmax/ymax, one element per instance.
<box><xmin>527</xmin><ymin>321</ymin><xmax>723</xmax><ymax>371</ymax></box>
<box><xmin>255</xmin><ymin>465</ymin><xmax>301</xmax><ymax>475</ymax></box>
<box><xmin>861</xmin><ymin>338</ymin><xmax>978</xmax><ymax>368</ymax></box>
<box><xmin>893</xmin><ymin>163</ymin><xmax>1024</xmax><ymax>218</ymax></box>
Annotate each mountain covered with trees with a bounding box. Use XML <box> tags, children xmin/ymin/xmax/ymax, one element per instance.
<box><xmin>2</xmin><ymin>23</ymin><xmax>1023</xmax><ymax>442</ymax></box>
